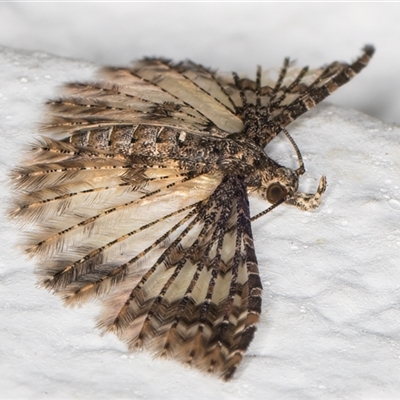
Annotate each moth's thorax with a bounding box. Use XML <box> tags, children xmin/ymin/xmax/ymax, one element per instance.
<box><xmin>241</xmin><ymin>107</ymin><xmax>274</xmax><ymax>148</ymax></box>
<box><xmin>215</xmin><ymin>138</ymin><xmax>300</xmax><ymax>203</ymax></box>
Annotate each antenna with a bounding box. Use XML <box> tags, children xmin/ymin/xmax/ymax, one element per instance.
<box><xmin>281</xmin><ymin>127</ymin><xmax>305</xmax><ymax>176</ymax></box>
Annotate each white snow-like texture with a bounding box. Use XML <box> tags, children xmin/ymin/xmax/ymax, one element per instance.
<box><xmin>1</xmin><ymin>46</ymin><xmax>400</xmax><ymax>400</ymax></box>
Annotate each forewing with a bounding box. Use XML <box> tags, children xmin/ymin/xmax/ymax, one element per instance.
<box><xmin>215</xmin><ymin>45</ymin><xmax>374</xmax><ymax>145</ymax></box>
<box><xmin>268</xmin><ymin>45</ymin><xmax>374</xmax><ymax>133</ymax></box>
<box><xmin>97</xmin><ymin>175</ymin><xmax>262</xmax><ymax>380</ymax></box>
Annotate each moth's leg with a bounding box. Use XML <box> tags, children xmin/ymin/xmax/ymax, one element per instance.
<box><xmin>286</xmin><ymin>175</ymin><xmax>327</xmax><ymax>211</ymax></box>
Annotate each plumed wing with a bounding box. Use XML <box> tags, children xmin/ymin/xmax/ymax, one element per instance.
<box><xmin>11</xmin><ymin>139</ymin><xmax>261</xmax><ymax>379</ymax></box>
<box><xmin>215</xmin><ymin>45</ymin><xmax>374</xmax><ymax>145</ymax></box>
<box><xmin>11</xmin><ymin>138</ymin><xmax>223</xmax><ymax>293</ymax></box>
<box><xmin>97</xmin><ymin>175</ymin><xmax>261</xmax><ymax>380</ymax></box>
<box><xmin>267</xmin><ymin>45</ymin><xmax>374</xmax><ymax>133</ymax></box>
<box><xmin>42</xmin><ymin>47</ymin><xmax>373</xmax><ymax>150</ymax></box>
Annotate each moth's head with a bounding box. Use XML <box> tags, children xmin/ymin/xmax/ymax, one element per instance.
<box><xmin>259</xmin><ymin>167</ymin><xmax>299</xmax><ymax>204</ymax></box>
<box><xmin>255</xmin><ymin>128</ymin><xmax>326</xmax><ymax>216</ymax></box>
<box><xmin>256</xmin><ymin>166</ymin><xmax>327</xmax><ymax>219</ymax></box>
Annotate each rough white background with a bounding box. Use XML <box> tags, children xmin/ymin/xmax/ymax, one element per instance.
<box><xmin>1</xmin><ymin>3</ymin><xmax>400</xmax><ymax>400</ymax></box>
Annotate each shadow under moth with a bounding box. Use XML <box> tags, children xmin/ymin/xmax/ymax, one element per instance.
<box><xmin>10</xmin><ymin>45</ymin><xmax>374</xmax><ymax>380</ymax></box>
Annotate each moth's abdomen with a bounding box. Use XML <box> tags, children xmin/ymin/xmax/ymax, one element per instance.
<box><xmin>65</xmin><ymin>124</ymin><xmax>230</xmax><ymax>174</ymax></box>
<box><xmin>66</xmin><ymin>124</ymin><xmax>191</xmax><ymax>157</ymax></box>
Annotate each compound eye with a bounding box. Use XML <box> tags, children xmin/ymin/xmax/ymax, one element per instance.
<box><xmin>266</xmin><ymin>182</ymin><xmax>287</xmax><ymax>204</ymax></box>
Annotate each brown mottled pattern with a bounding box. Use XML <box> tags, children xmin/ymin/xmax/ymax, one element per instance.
<box><xmin>10</xmin><ymin>46</ymin><xmax>374</xmax><ymax>380</ymax></box>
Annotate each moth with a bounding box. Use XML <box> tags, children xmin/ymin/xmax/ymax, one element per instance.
<box><xmin>11</xmin><ymin>45</ymin><xmax>374</xmax><ymax>380</ymax></box>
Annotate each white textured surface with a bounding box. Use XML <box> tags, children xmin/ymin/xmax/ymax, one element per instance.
<box><xmin>1</xmin><ymin>47</ymin><xmax>400</xmax><ymax>400</ymax></box>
